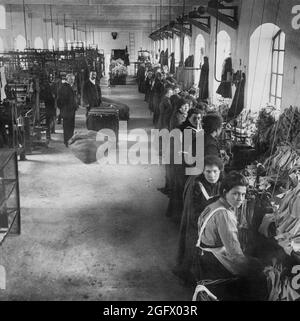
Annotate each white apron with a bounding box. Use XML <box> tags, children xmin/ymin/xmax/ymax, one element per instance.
<box><xmin>196</xmin><ymin>207</ymin><xmax>245</xmax><ymax>276</ymax></box>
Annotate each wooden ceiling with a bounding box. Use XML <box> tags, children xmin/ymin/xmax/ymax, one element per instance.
<box><xmin>2</xmin><ymin>0</ymin><xmax>209</xmax><ymax>31</ymax></box>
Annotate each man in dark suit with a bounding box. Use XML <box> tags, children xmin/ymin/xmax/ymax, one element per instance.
<box><xmin>83</xmin><ymin>70</ymin><xmax>102</xmax><ymax>119</ymax></box>
<box><xmin>57</xmin><ymin>74</ymin><xmax>78</xmax><ymax>147</ymax></box>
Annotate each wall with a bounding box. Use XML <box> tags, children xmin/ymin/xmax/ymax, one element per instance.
<box><xmin>91</xmin><ymin>30</ymin><xmax>151</xmax><ymax>75</ymax></box>
<box><xmin>150</xmin><ymin>0</ymin><xmax>300</xmax><ymax>111</ymax></box>
<box><xmin>0</xmin><ymin>6</ymin><xmax>153</xmax><ymax>78</ymax></box>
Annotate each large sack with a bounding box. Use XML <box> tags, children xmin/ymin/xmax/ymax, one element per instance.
<box><xmin>68</xmin><ymin>130</ymin><xmax>99</xmax><ymax>164</ymax></box>
<box><xmin>102</xmin><ymin>97</ymin><xmax>130</xmax><ymax>120</ymax></box>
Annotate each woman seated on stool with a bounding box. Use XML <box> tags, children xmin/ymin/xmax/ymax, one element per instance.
<box><xmin>195</xmin><ymin>171</ymin><xmax>267</xmax><ymax>300</ymax></box>
<box><xmin>175</xmin><ymin>155</ymin><xmax>223</xmax><ymax>285</ymax></box>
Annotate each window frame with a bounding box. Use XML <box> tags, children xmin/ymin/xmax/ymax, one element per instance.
<box><xmin>270</xmin><ymin>29</ymin><xmax>285</xmax><ymax>108</ymax></box>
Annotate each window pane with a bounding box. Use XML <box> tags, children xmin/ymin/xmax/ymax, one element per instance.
<box><xmin>273</xmin><ymin>34</ymin><xmax>279</xmax><ymax>49</ymax></box>
<box><xmin>280</xmin><ymin>32</ymin><xmax>286</xmax><ymax>50</ymax></box>
<box><xmin>277</xmin><ymin>75</ymin><xmax>283</xmax><ymax>98</ymax></box>
<box><xmin>272</xmin><ymin>51</ymin><xmax>278</xmax><ymax>72</ymax></box>
<box><xmin>270</xmin><ymin>96</ymin><xmax>275</xmax><ymax>105</ymax></box>
<box><xmin>276</xmin><ymin>98</ymin><xmax>281</xmax><ymax>109</ymax></box>
<box><xmin>271</xmin><ymin>74</ymin><xmax>277</xmax><ymax>96</ymax></box>
<box><xmin>278</xmin><ymin>52</ymin><xmax>284</xmax><ymax>74</ymax></box>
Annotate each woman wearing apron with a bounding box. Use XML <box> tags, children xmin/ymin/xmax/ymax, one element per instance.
<box><xmin>196</xmin><ymin>171</ymin><xmax>266</xmax><ymax>300</ymax></box>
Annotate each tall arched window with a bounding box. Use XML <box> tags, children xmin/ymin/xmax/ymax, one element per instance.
<box><xmin>248</xmin><ymin>23</ymin><xmax>283</xmax><ymax>111</ymax></box>
<box><xmin>183</xmin><ymin>35</ymin><xmax>190</xmax><ymax>61</ymax></box>
<box><xmin>0</xmin><ymin>37</ymin><xmax>4</xmax><ymax>53</ymax></box>
<box><xmin>163</xmin><ymin>38</ymin><xmax>168</xmax><ymax>51</ymax></box>
<box><xmin>15</xmin><ymin>35</ymin><xmax>26</xmax><ymax>51</ymax></box>
<box><xmin>194</xmin><ymin>34</ymin><xmax>206</xmax><ymax>84</ymax></box>
<box><xmin>214</xmin><ymin>30</ymin><xmax>231</xmax><ymax>102</ymax></box>
<box><xmin>59</xmin><ymin>38</ymin><xmax>64</xmax><ymax>50</ymax></box>
<box><xmin>174</xmin><ymin>36</ymin><xmax>180</xmax><ymax>66</ymax></box>
<box><xmin>270</xmin><ymin>30</ymin><xmax>285</xmax><ymax>109</ymax></box>
<box><xmin>34</xmin><ymin>37</ymin><xmax>43</xmax><ymax>49</ymax></box>
<box><xmin>48</xmin><ymin>38</ymin><xmax>55</xmax><ymax>50</ymax></box>
<box><xmin>169</xmin><ymin>37</ymin><xmax>173</xmax><ymax>53</ymax></box>
<box><xmin>0</xmin><ymin>5</ymin><xmax>6</xmax><ymax>29</ymax></box>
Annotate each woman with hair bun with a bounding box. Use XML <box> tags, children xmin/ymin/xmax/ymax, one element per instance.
<box><xmin>194</xmin><ymin>171</ymin><xmax>266</xmax><ymax>300</ymax></box>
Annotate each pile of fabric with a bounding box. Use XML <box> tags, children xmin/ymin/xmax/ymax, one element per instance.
<box><xmin>68</xmin><ymin>130</ymin><xmax>100</xmax><ymax>164</ymax></box>
<box><xmin>252</xmin><ymin>105</ymin><xmax>278</xmax><ymax>155</ymax></box>
<box><xmin>253</xmin><ymin>105</ymin><xmax>300</xmax><ymax>157</ymax></box>
<box><xmin>264</xmin><ymin>263</ymin><xmax>300</xmax><ymax>301</ymax></box>
<box><xmin>237</xmin><ymin>189</ymin><xmax>273</xmax><ymax>254</ymax></box>
<box><xmin>270</xmin><ymin>106</ymin><xmax>300</xmax><ymax>149</ymax></box>
<box><xmin>274</xmin><ymin>182</ymin><xmax>300</xmax><ymax>255</ymax></box>
<box><xmin>263</xmin><ymin>145</ymin><xmax>300</xmax><ymax>177</ymax></box>
<box><xmin>110</xmin><ymin>59</ymin><xmax>127</xmax><ymax>77</ymax></box>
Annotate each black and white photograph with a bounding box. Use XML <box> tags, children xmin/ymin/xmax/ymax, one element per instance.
<box><xmin>0</xmin><ymin>0</ymin><xmax>300</xmax><ymax>304</ymax></box>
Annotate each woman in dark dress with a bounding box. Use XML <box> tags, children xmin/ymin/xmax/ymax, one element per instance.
<box><xmin>175</xmin><ymin>156</ymin><xmax>223</xmax><ymax>285</ymax></box>
<box><xmin>166</xmin><ymin>107</ymin><xmax>202</xmax><ymax>223</ymax></box>
<box><xmin>144</xmin><ymin>70</ymin><xmax>154</xmax><ymax>103</ymax></box>
<box><xmin>202</xmin><ymin>113</ymin><xmax>223</xmax><ymax>158</ymax></box>
<box><xmin>152</xmin><ymin>72</ymin><xmax>164</xmax><ymax>127</ymax></box>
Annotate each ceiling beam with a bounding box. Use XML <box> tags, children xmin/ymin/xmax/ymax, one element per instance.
<box><xmin>2</xmin><ymin>0</ymin><xmax>201</xmax><ymax>7</ymax></box>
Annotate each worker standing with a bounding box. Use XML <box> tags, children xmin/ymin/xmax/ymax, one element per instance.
<box><xmin>57</xmin><ymin>74</ymin><xmax>78</xmax><ymax>147</ymax></box>
<box><xmin>83</xmin><ymin>70</ymin><xmax>102</xmax><ymax>122</ymax></box>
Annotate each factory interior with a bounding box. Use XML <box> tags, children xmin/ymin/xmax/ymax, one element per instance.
<box><xmin>1</xmin><ymin>0</ymin><xmax>300</xmax><ymax>302</ymax></box>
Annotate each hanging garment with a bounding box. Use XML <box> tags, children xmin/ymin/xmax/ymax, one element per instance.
<box><xmin>216</xmin><ymin>57</ymin><xmax>233</xmax><ymax>99</ymax></box>
<box><xmin>184</xmin><ymin>55</ymin><xmax>194</xmax><ymax>67</ymax></box>
<box><xmin>170</xmin><ymin>53</ymin><xmax>175</xmax><ymax>74</ymax></box>
<box><xmin>227</xmin><ymin>72</ymin><xmax>246</xmax><ymax>119</ymax></box>
<box><xmin>164</xmin><ymin>49</ymin><xmax>169</xmax><ymax>67</ymax></box>
<box><xmin>124</xmin><ymin>53</ymin><xmax>130</xmax><ymax>66</ymax></box>
<box><xmin>198</xmin><ymin>57</ymin><xmax>209</xmax><ymax>101</ymax></box>
<box><xmin>159</xmin><ymin>50</ymin><xmax>165</xmax><ymax>66</ymax></box>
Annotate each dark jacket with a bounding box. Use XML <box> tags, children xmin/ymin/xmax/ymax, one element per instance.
<box><xmin>228</xmin><ymin>72</ymin><xmax>246</xmax><ymax>120</ymax></box>
<box><xmin>176</xmin><ymin>174</ymin><xmax>221</xmax><ymax>281</ymax></box>
<box><xmin>157</xmin><ymin>96</ymin><xmax>173</xmax><ymax>130</ymax></box>
<box><xmin>83</xmin><ymin>80</ymin><xmax>102</xmax><ymax>109</ymax></box>
<box><xmin>198</xmin><ymin>57</ymin><xmax>209</xmax><ymax>100</ymax></box>
<box><xmin>170</xmin><ymin>94</ymin><xmax>181</xmax><ymax>109</ymax></box>
<box><xmin>204</xmin><ymin>133</ymin><xmax>221</xmax><ymax>158</ymax></box>
<box><xmin>57</xmin><ymin>83</ymin><xmax>78</xmax><ymax>118</ymax></box>
<box><xmin>40</xmin><ymin>83</ymin><xmax>55</xmax><ymax>117</ymax></box>
<box><xmin>216</xmin><ymin>57</ymin><xmax>232</xmax><ymax>99</ymax></box>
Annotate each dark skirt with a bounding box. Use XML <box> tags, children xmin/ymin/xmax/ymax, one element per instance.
<box><xmin>148</xmin><ymin>91</ymin><xmax>154</xmax><ymax>112</ymax></box>
<box><xmin>166</xmin><ymin>164</ymin><xmax>187</xmax><ymax>223</ymax></box>
<box><xmin>152</xmin><ymin>93</ymin><xmax>161</xmax><ymax>126</ymax></box>
<box><xmin>193</xmin><ymin>250</ymin><xmax>268</xmax><ymax>301</ymax></box>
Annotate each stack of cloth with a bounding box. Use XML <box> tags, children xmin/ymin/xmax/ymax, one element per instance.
<box><xmin>264</xmin><ymin>263</ymin><xmax>300</xmax><ymax>301</ymax></box>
